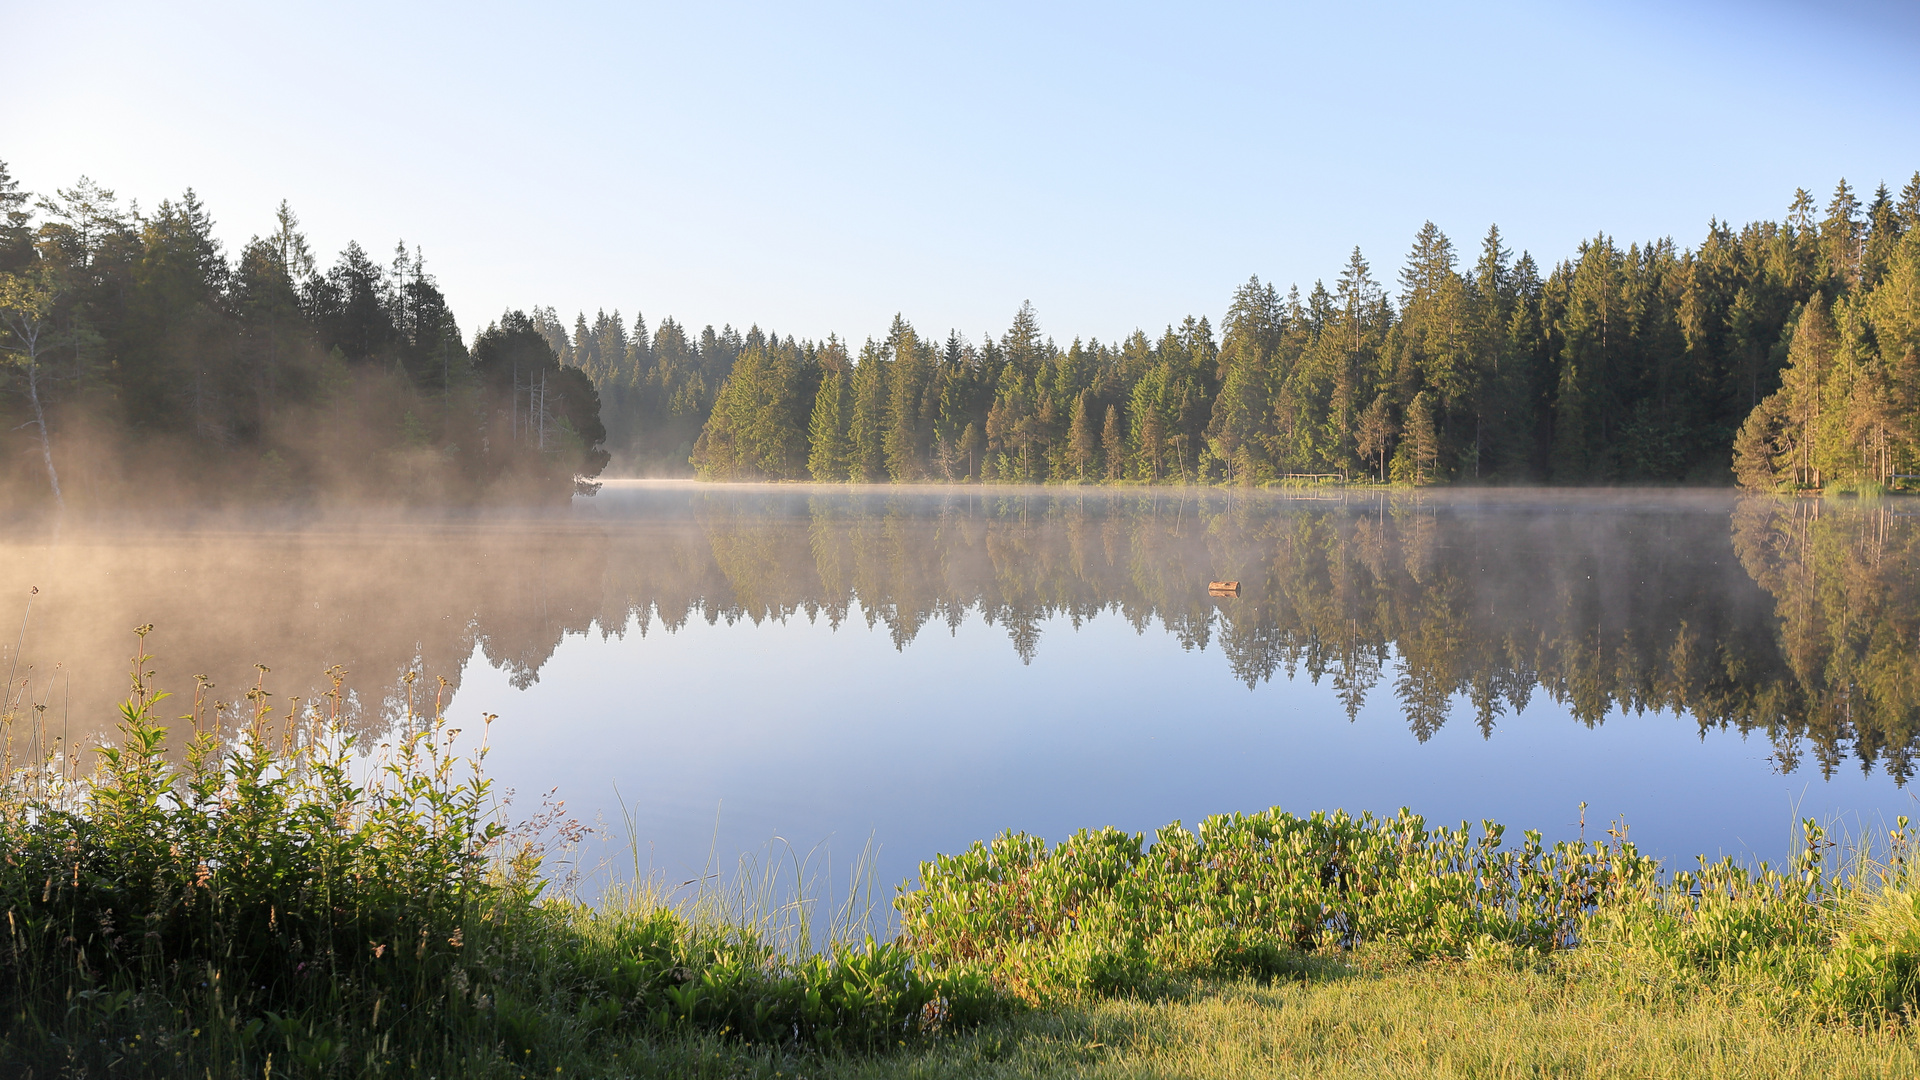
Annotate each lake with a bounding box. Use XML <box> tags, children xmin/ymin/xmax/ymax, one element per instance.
<box><xmin>3</xmin><ymin>482</ymin><xmax>1916</xmax><ymax>915</ymax></box>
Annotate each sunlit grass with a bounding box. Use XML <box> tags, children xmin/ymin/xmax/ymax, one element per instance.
<box><xmin>517</xmin><ymin>957</ymin><xmax>1920</xmax><ymax>1079</ymax></box>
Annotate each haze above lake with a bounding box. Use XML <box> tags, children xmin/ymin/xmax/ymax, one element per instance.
<box><xmin>3</xmin><ymin>483</ymin><xmax>1914</xmax><ymax>902</ymax></box>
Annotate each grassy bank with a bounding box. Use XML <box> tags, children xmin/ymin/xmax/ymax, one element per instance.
<box><xmin>6</xmin><ymin>640</ymin><xmax>1920</xmax><ymax>1076</ymax></box>
<box><xmin>571</xmin><ymin>960</ymin><xmax>1920</xmax><ymax>1080</ymax></box>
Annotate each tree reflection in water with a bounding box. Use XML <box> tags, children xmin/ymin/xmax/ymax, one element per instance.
<box><xmin>1</xmin><ymin>487</ymin><xmax>1914</xmax><ymax>784</ymax></box>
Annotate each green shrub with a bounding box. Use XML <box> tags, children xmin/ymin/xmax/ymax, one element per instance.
<box><xmin>1815</xmin><ymin>885</ymin><xmax>1920</xmax><ymax>1017</ymax></box>
<box><xmin>896</xmin><ymin>808</ymin><xmax>1659</xmax><ymax>1001</ymax></box>
<box><xmin>0</xmin><ymin>633</ymin><xmax>517</xmax><ymax>1074</ymax></box>
<box><xmin>902</xmin><ymin>809</ymin><xmax>1920</xmax><ymax>1026</ymax></box>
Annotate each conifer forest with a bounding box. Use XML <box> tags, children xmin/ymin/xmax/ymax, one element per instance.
<box><xmin>4</xmin><ymin>163</ymin><xmax>1918</xmax><ymax>502</ymax></box>
<box><xmin>0</xmin><ymin>162</ymin><xmax>606</xmax><ymax>508</ymax></box>
<box><xmin>555</xmin><ymin>175</ymin><xmax>1919</xmax><ymax>491</ymax></box>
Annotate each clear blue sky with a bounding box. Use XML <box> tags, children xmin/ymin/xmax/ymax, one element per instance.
<box><xmin>6</xmin><ymin>0</ymin><xmax>1918</xmax><ymax>347</ymax></box>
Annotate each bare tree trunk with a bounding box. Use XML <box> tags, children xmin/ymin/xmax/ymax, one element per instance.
<box><xmin>2</xmin><ymin>284</ymin><xmax>64</xmax><ymax>508</ymax></box>
<box><xmin>23</xmin><ymin>349</ymin><xmax>63</xmax><ymax>509</ymax></box>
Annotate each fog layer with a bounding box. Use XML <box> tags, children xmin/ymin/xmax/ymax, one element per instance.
<box><xmin>1</xmin><ymin>485</ymin><xmax>1910</xmax><ymax>783</ymax></box>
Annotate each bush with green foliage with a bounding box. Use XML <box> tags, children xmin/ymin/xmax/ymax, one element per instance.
<box><xmin>899</xmin><ymin>806</ymin><xmax>1920</xmax><ymax>1024</ymax></box>
<box><xmin>897</xmin><ymin>808</ymin><xmax>1659</xmax><ymax>1001</ymax></box>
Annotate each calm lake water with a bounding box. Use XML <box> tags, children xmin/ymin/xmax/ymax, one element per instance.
<box><xmin>4</xmin><ymin>482</ymin><xmax>1918</xmax><ymax>910</ymax></box>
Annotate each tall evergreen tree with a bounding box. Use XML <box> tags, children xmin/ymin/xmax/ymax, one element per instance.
<box><xmin>847</xmin><ymin>339</ymin><xmax>890</xmax><ymax>482</ymax></box>
<box><xmin>808</xmin><ymin>354</ymin><xmax>851</xmax><ymax>482</ymax></box>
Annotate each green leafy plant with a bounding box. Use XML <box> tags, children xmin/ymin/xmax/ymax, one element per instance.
<box><xmin>0</xmin><ymin>629</ymin><xmax>999</xmax><ymax>1076</ymax></box>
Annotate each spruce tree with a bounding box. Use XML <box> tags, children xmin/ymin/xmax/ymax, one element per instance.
<box><xmin>807</xmin><ymin>352</ymin><xmax>852</xmax><ymax>481</ymax></box>
<box><xmin>848</xmin><ymin>341</ymin><xmax>889</xmax><ymax>481</ymax></box>
<box><xmin>1405</xmin><ymin>391</ymin><xmax>1439</xmax><ymax>484</ymax></box>
<box><xmin>1102</xmin><ymin>404</ymin><xmax>1125</xmax><ymax>481</ymax></box>
<box><xmin>884</xmin><ymin>316</ymin><xmax>930</xmax><ymax>481</ymax></box>
<box><xmin>1356</xmin><ymin>393</ymin><xmax>1395</xmax><ymax>482</ymax></box>
<box><xmin>1068</xmin><ymin>390</ymin><xmax>1097</xmax><ymax>480</ymax></box>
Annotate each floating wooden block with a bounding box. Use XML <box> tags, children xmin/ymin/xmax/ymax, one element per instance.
<box><xmin>1208</xmin><ymin>580</ymin><xmax>1239</xmax><ymax>596</ymax></box>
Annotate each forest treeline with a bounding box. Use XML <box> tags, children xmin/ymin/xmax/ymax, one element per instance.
<box><xmin>548</xmin><ymin>175</ymin><xmax>1920</xmax><ymax>488</ymax></box>
<box><xmin>12</xmin><ymin>159</ymin><xmax>1914</xmax><ymax>502</ymax></box>
<box><xmin>0</xmin><ymin>162</ymin><xmax>607</xmax><ymax>507</ymax></box>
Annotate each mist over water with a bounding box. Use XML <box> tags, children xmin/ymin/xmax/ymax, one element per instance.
<box><xmin>3</xmin><ymin>482</ymin><xmax>1916</xmax><ymax>907</ymax></box>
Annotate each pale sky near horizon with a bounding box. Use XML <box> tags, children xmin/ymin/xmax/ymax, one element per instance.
<box><xmin>6</xmin><ymin>0</ymin><xmax>1918</xmax><ymax>349</ymax></box>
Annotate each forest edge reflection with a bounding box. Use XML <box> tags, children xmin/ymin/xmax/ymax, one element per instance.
<box><xmin>1</xmin><ymin>485</ymin><xmax>1913</xmax><ymax>786</ymax></box>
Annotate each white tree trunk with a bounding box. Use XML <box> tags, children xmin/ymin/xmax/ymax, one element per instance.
<box><xmin>23</xmin><ymin>349</ymin><xmax>62</xmax><ymax>509</ymax></box>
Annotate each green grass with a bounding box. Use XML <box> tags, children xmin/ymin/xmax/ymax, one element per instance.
<box><xmin>9</xmin><ymin>632</ymin><xmax>1920</xmax><ymax>1077</ymax></box>
<box><xmin>431</xmin><ymin>957</ymin><xmax>1920</xmax><ymax>1079</ymax></box>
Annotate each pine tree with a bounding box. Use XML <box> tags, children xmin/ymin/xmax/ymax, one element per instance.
<box><xmin>1002</xmin><ymin>300</ymin><xmax>1045</xmax><ymax>376</ymax></box>
<box><xmin>1732</xmin><ymin>395</ymin><xmax>1785</xmax><ymax>490</ymax></box>
<box><xmin>1549</xmin><ymin>236</ymin><xmax>1631</xmax><ymax>480</ymax></box>
<box><xmin>1467</xmin><ymin>225</ymin><xmax>1517</xmax><ymax>476</ymax></box>
<box><xmin>1136</xmin><ymin>389</ymin><xmax>1165</xmax><ymax>482</ymax></box>
<box><xmin>1735</xmin><ymin>294</ymin><xmax>1838</xmax><ymax>490</ymax></box>
<box><xmin>1356</xmin><ymin>392</ymin><xmax>1395</xmax><ymax>482</ymax></box>
<box><xmin>1405</xmin><ymin>391</ymin><xmax>1439</xmax><ymax>484</ymax></box>
<box><xmin>1899</xmin><ymin>174</ymin><xmax>1920</xmax><ymax>231</ymax></box>
<box><xmin>808</xmin><ymin>356</ymin><xmax>851</xmax><ymax>481</ymax></box>
<box><xmin>985</xmin><ymin>364</ymin><xmax>1033</xmax><ymax>481</ymax></box>
<box><xmin>694</xmin><ymin>338</ymin><xmax>808</xmax><ymax>480</ymax></box>
<box><xmin>847</xmin><ymin>340</ymin><xmax>889</xmax><ymax>481</ymax></box>
<box><xmin>1210</xmin><ymin>275</ymin><xmax>1282</xmax><ymax>483</ymax></box>
<box><xmin>884</xmin><ymin>316</ymin><xmax>930</xmax><ymax>481</ymax></box>
<box><xmin>1068</xmin><ymin>389</ymin><xmax>1098</xmax><ymax>480</ymax></box>
<box><xmin>1822</xmin><ymin>180</ymin><xmax>1863</xmax><ymax>290</ymax></box>
<box><xmin>1333</xmin><ymin>248</ymin><xmax>1383</xmax><ymax>468</ymax></box>
<box><xmin>0</xmin><ymin>161</ymin><xmax>33</xmax><ymax>273</ymax></box>
<box><xmin>269</xmin><ymin>201</ymin><xmax>315</xmax><ymax>282</ymax></box>
<box><xmin>1102</xmin><ymin>404</ymin><xmax>1125</xmax><ymax>481</ymax></box>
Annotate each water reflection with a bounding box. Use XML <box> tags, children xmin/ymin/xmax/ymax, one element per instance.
<box><xmin>1731</xmin><ymin>499</ymin><xmax>1920</xmax><ymax>782</ymax></box>
<box><xmin>2</xmin><ymin>487</ymin><xmax>1917</xmax><ymax>787</ymax></box>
